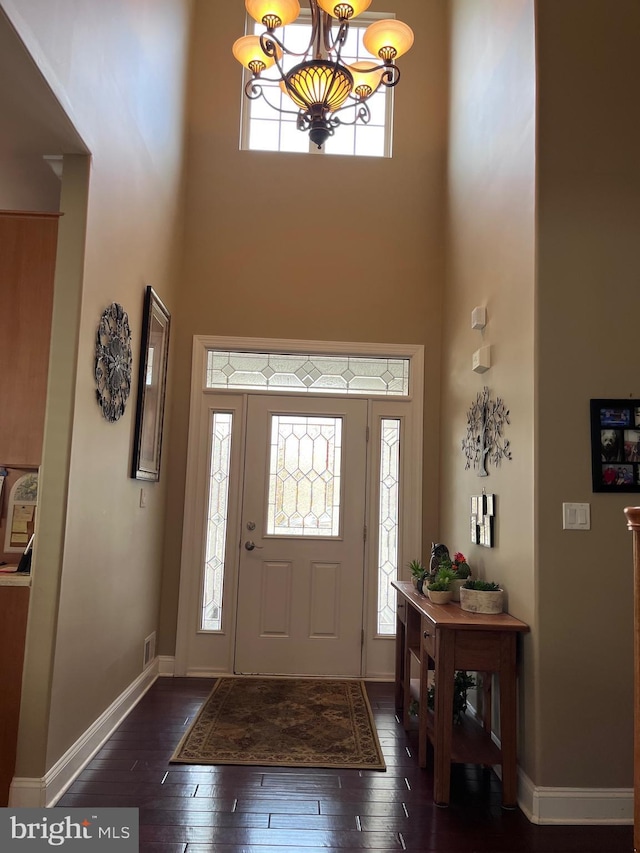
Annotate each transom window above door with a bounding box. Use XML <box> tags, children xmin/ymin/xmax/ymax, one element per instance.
<box><xmin>206</xmin><ymin>349</ymin><xmax>410</xmax><ymax>396</ymax></box>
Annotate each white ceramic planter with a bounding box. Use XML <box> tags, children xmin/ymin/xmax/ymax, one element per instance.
<box><xmin>459</xmin><ymin>587</ymin><xmax>504</xmax><ymax>614</ymax></box>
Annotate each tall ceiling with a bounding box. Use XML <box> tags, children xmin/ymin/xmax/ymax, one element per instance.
<box><xmin>0</xmin><ymin>7</ymin><xmax>87</xmax><ymax>205</ymax></box>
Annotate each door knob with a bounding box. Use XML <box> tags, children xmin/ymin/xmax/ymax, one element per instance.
<box><xmin>244</xmin><ymin>540</ymin><xmax>264</xmax><ymax>551</ymax></box>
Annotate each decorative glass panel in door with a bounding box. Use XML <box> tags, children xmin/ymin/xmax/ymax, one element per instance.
<box><xmin>267</xmin><ymin>415</ymin><xmax>343</xmax><ymax>537</ymax></box>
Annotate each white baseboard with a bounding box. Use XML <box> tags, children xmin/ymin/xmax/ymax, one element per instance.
<box><xmin>517</xmin><ymin>769</ymin><xmax>633</xmax><ymax>825</ymax></box>
<box><xmin>185</xmin><ymin>666</ymin><xmax>227</xmax><ymax>677</ymax></box>
<box><xmin>158</xmin><ymin>655</ymin><xmax>175</xmax><ymax>676</ymax></box>
<box><xmin>465</xmin><ymin>702</ymin><xmax>632</xmax><ymax>825</ymax></box>
<box><xmin>9</xmin><ymin>659</ymin><xmax>159</xmax><ymax>808</ymax></box>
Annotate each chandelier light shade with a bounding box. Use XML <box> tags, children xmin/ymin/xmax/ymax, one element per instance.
<box><xmin>362</xmin><ymin>19</ymin><xmax>414</xmax><ymax>60</ymax></box>
<box><xmin>285</xmin><ymin>60</ymin><xmax>353</xmax><ymax>111</ymax></box>
<box><xmin>316</xmin><ymin>0</ymin><xmax>372</xmax><ymax>19</ymax></box>
<box><xmin>232</xmin><ymin>35</ymin><xmax>281</xmax><ymax>72</ymax></box>
<box><xmin>348</xmin><ymin>60</ymin><xmax>384</xmax><ymax>99</ymax></box>
<box><xmin>245</xmin><ymin>0</ymin><xmax>301</xmax><ymax>28</ymax></box>
<box><xmin>234</xmin><ymin>0</ymin><xmax>414</xmax><ymax>148</ymax></box>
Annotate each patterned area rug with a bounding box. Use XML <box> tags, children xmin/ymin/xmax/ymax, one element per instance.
<box><xmin>170</xmin><ymin>677</ymin><xmax>386</xmax><ymax>770</ymax></box>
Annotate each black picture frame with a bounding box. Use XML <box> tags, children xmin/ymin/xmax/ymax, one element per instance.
<box><xmin>590</xmin><ymin>398</ymin><xmax>640</xmax><ymax>492</ymax></box>
<box><xmin>131</xmin><ymin>286</ymin><xmax>171</xmax><ymax>481</ymax></box>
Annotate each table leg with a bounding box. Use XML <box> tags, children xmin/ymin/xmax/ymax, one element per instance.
<box><xmin>402</xmin><ymin>632</ymin><xmax>413</xmax><ymax>730</ymax></box>
<box><xmin>395</xmin><ymin>611</ymin><xmax>405</xmax><ymax>710</ymax></box>
<box><xmin>482</xmin><ymin>671</ymin><xmax>492</xmax><ymax>734</ymax></box>
<box><xmin>433</xmin><ymin>631</ymin><xmax>455</xmax><ymax>806</ymax></box>
<box><xmin>499</xmin><ymin>633</ymin><xmax>518</xmax><ymax>808</ymax></box>
<box><xmin>418</xmin><ymin>643</ymin><xmax>430</xmax><ymax>769</ymax></box>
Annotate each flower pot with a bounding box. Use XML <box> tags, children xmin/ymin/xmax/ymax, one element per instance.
<box><xmin>450</xmin><ymin>578</ymin><xmax>467</xmax><ymax>602</ymax></box>
<box><xmin>459</xmin><ymin>587</ymin><xmax>504</xmax><ymax>614</ymax></box>
<box><xmin>427</xmin><ymin>588</ymin><xmax>452</xmax><ymax>605</ymax></box>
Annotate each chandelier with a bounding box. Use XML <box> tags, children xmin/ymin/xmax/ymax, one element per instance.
<box><xmin>232</xmin><ymin>0</ymin><xmax>414</xmax><ymax>149</ymax></box>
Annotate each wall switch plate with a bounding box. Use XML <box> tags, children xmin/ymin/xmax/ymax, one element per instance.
<box><xmin>562</xmin><ymin>502</ymin><xmax>590</xmax><ymax>530</ymax></box>
<box><xmin>472</xmin><ymin>345</ymin><xmax>491</xmax><ymax>373</ymax></box>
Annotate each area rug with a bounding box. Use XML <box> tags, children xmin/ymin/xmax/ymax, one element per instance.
<box><xmin>170</xmin><ymin>677</ymin><xmax>386</xmax><ymax>770</ymax></box>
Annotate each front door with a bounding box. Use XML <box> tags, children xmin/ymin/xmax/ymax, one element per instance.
<box><xmin>234</xmin><ymin>395</ymin><xmax>368</xmax><ymax>676</ymax></box>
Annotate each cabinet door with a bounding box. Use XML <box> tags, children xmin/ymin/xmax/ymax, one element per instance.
<box><xmin>0</xmin><ymin>213</ymin><xmax>58</xmax><ymax>467</ymax></box>
<box><xmin>0</xmin><ymin>585</ymin><xmax>29</xmax><ymax>805</ymax></box>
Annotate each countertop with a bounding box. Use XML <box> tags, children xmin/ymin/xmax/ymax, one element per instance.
<box><xmin>0</xmin><ymin>568</ymin><xmax>31</xmax><ymax>587</ymax></box>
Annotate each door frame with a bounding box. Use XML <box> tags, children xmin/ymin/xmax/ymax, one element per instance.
<box><xmin>174</xmin><ymin>335</ymin><xmax>424</xmax><ymax>678</ymax></box>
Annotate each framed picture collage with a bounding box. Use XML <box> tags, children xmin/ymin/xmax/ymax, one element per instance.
<box><xmin>590</xmin><ymin>398</ymin><xmax>640</xmax><ymax>492</ymax></box>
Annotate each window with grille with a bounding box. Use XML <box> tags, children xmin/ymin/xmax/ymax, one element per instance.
<box><xmin>377</xmin><ymin>418</ymin><xmax>400</xmax><ymax>635</ymax></box>
<box><xmin>206</xmin><ymin>350</ymin><xmax>410</xmax><ymax>396</ymax></box>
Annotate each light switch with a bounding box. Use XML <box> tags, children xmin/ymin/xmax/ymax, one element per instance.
<box><xmin>562</xmin><ymin>502</ymin><xmax>590</xmax><ymax>530</ymax></box>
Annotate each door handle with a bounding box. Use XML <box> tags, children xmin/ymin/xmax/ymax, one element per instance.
<box><xmin>244</xmin><ymin>540</ymin><xmax>264</xmax><ymax>551</ymax></box>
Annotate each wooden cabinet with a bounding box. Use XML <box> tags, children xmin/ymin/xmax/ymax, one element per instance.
<box><xmin>0</xmin><ymin>211</ymin><xmax>58</xmax><ymax>467</ymax></box>
<box><xmin>0</xmin><ymin>580</ymin><xmax>30</xmax><ymax>806</ymax></box>
<box><xmin>392</xmin><ymin>580</ymin><xmax>529</xmax><ymax>807</ymax></box>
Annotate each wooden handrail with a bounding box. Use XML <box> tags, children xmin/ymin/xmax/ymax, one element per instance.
<box><xmin>624</xmin><ymin>506</ymin><xmax>640</xmax><ymax>852</ymax></box>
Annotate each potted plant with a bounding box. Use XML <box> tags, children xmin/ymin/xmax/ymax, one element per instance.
<box><xmin>449</xmin><ymin>552</ymin><xmax>471</xmax><ymax>601</ymax></box>
<box><xmin>407</xmin><ymin>558</ymin><xmax>426</xmax><ymax>592</ymax></box>
<box><xmin>411</xmin><ymin>670</ymin><xmax>477</xmax><ymax>725</ymax></box>
<box><xmin>426</xmin><ymin>565</ymin><xmax>455</xmax><ymax>604</ymax></box>
<box><xmin>427</xmin><ymin>670</ymin><xmax>476</xmax><ymax>724</ymax></box>
<box><xmin>459</xmin><ymin>579</ymin><xmax>504</xmax><ymax>614</ymax></box>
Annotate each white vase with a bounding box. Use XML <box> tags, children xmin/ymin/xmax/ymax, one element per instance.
<box><xmin>459</xmin><ymin>587</ymin><xmax>504</xmax><ymax>614</ymax></box>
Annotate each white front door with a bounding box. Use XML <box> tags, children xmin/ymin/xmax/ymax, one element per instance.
<box><xmin>234</xmin><ymin>395</ymin><xmax>368</xmax><ymax>676</ymax></box>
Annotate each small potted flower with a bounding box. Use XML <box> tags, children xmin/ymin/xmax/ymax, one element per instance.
<box><xmin>426</xmin><ymin>565</ymin><xmax>456</xmax><ymax>605</ymax></box>
<box><xmin>450</xmin><ymin>552</ymin><xmax>471</xmax><ymax>601</ymax></box>
<box><xmin>459</xmin><ymin>579</ymin><xmax>504</xmax><ymax>614</ymax></box>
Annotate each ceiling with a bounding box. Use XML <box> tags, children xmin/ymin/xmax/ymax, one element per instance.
<box><xmin>0</xmin><ymin>9</ymin><xmax>87</xmax><ymax>161</ymax></box>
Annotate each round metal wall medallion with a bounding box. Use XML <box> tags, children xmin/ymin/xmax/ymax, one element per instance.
<box><xmin>95</xmin><ymin>302</ymin><xmax>132</xmax><ymax>422</ymax></box>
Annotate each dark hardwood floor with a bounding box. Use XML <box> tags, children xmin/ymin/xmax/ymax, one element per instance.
<box><xmin>57</xmin><ymin>678</ymin><xmax>632</xmax><ymax>852</ymax></box>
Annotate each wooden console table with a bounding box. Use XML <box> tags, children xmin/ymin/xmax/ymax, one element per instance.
<box><xmin>392</xmin><ymin>580</ymin><xmax>529</xmax><ymax>807</ymax></box>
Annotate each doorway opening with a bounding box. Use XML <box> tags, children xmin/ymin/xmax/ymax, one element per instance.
<box><xmin>175</xmin><ymin>337</ymin><xmax>423</xmax><ymax>680</ymax></box>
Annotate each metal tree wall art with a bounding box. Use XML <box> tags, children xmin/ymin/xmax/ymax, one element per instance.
<box><xmin>462</xmin><ymin>386</ymin><xmax>512</xmax><ymax>477</ymax></box>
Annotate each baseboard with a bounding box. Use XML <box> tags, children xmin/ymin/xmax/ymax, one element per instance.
<box><xmin>9</xmin><ymin>658</ymin><xmax>159</xmax><ymax>808</ymax></box>
<box><xmin>158</xmin><ymin>655</ymin><xmax>175</xmax><ymax>676</ymax></box>
<box><xmin>468</xmin><ymin>704</ymin><xmax>633</xmax><ymax>825</ymax></box>
<box><xmin>517</xmin><ymin>769</ymin><xmax>633</xmax><ymax>824</ymax></box>
<box><xmin>185</xmin><ymin>665</ymin><xmax>229</xmax><ymax>678</ymax></box>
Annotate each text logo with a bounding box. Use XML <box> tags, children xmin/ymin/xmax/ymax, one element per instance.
<box><xmin>0</xmin><ymin>809</ymin><xmax>138</xmax><ymax>850</ymax></box>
